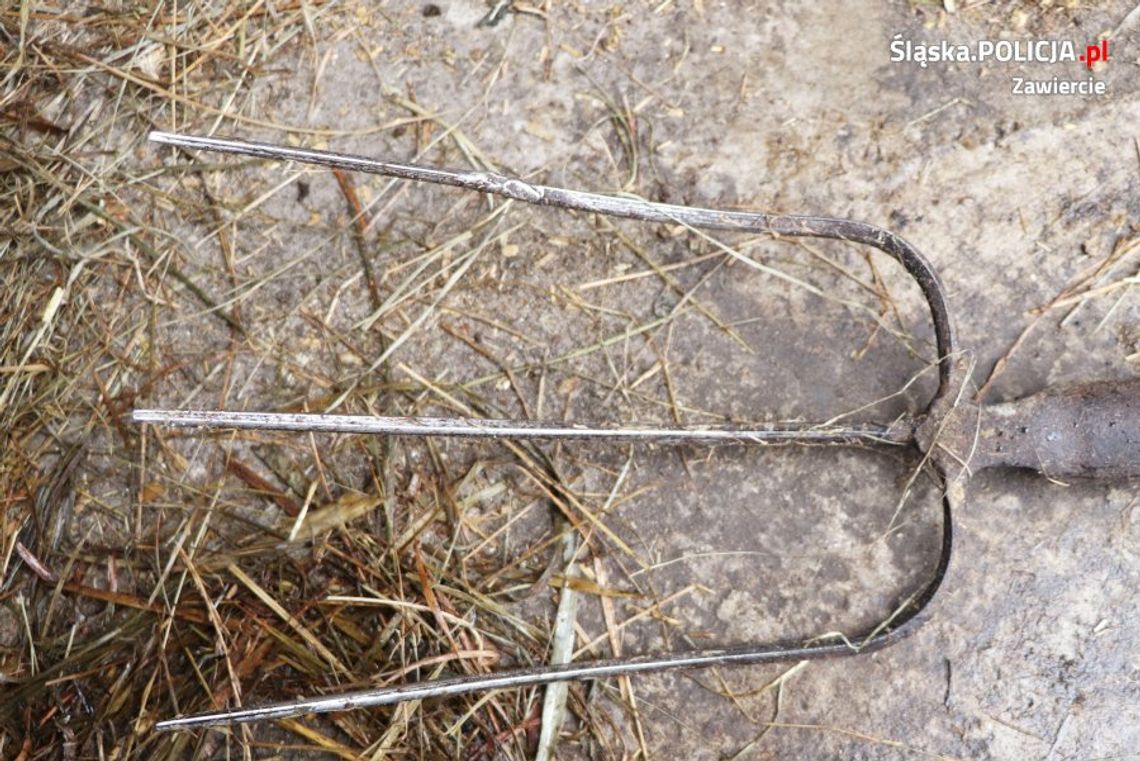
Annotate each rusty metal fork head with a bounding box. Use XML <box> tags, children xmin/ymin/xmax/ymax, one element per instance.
<box><xmin>141</xmin><ymin>132</ymin><xmax>1138</xmax><ymax>731</ymax></box>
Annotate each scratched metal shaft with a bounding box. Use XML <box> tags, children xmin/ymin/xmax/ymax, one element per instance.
<box><xmin>132</xmin><ymin>409</ymin><xmax>912</xmax><ymax>447</ymax></box>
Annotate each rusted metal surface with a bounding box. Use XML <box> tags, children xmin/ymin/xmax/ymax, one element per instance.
<box><xmin>918</xmin><ymin>378</ymin><xmax>1140</xmax><ymax>481</ymax></box>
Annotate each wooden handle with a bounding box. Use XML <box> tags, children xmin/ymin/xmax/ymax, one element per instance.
<box><xmin>973</xmin><ymin>378</ymin><xmax>1140</xmax><ymax>480</ymax></box>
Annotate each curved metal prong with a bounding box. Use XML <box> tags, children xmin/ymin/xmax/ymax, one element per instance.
<box><xmin>153</xmin><ymin>487</ymin><xmax>955</xmax><ymax>731</ymax></box>
<box><xmin>148</xmin><ymin>131</ymin><xmax>959</xmax><ymax>400</ymax></box>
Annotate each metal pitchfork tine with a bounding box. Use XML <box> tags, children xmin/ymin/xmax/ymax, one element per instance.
<box><xmin>140</xmin><ymin>131</ymin><xmax>1140</xmax><ymax>731</ymax></box>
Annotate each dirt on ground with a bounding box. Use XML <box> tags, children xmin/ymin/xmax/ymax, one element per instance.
<box><xmin>2</xmin><ymin>1</ymin><xmax>1137</xmax><ymax>759</ymax></box>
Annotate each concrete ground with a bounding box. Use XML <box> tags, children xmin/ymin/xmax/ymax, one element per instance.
<box><xmin>250</xmin><ymin>3</ymin><xmax>1137</xmax><ymax>758</ymax></box>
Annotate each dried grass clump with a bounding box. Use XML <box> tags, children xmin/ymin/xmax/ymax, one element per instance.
<box><xmin>0</xmin><ymin>5</ymin><xmax>653</xmax><ymax>758</ymax></box>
